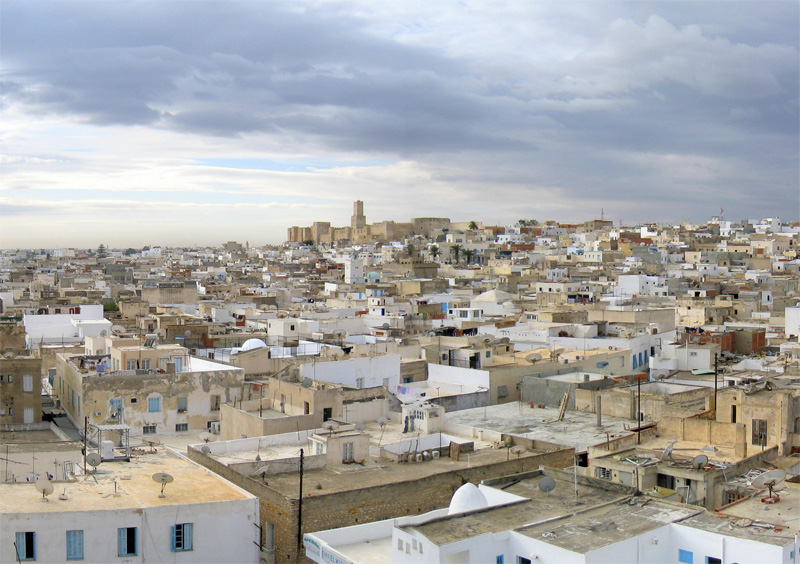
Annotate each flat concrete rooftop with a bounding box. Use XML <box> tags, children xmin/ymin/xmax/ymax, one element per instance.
<box><xmin>445</xmin><ymin>401</ymin><xmax>638</xmax><ymax>452</ymax></box>
<box><xmin>0</xmin><ymin>448</ymin><xmax>251</xmax><ymax>515</ymax></box>
<box><xmin>717</xmin><ymin>482</ymin><xmax>800</xmax><ymax>535</ymax></box>
<box><xmin>407</xmin><ymin>475</ymin><xmax>625</xmax><ymax>545</ymax></box>
<box><xmin>514</xmin><ymin>497</ymin><xmax>702</xmax><ymax>553</ymax></box>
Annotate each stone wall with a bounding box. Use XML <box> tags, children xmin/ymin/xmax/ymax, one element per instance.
<box><xmin>188</xmin><ymin>445</ymin><xmax>574</xmax><ymax>563</ymax></box>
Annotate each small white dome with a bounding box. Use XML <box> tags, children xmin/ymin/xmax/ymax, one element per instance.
<box><xmin>241</xmin><ymin>338</ymin><xmax>268</xmax><ymax>351</ymax></box>
<box><xmin>448</xmin><ymin>483</ymin><xmax>488</xmax><ymax>515</ymax></box>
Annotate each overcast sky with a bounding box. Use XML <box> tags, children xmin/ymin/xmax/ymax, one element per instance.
<box><xmin>2</xmin><ymin>1</ymin><xmax>798</xmax><ymax>248</ymax></box>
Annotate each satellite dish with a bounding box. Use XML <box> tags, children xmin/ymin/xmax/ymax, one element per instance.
<box><xmin>539</xmin><ymin>477</ymin><xmax>557</xmax><ymax>494</ymax></box>
<box><xmin>200</xmin><ymin>445</ymin><xmax>211</xmax><ymax>454</ymax></box>
<box><xmin>185</xmin><ymin>329</ymin><xmax>193</xmax><ymax>337</ymax></box>
<box><xmin>377</xmin><ymin>417</ymin><xmax>389</xmax><ymax>427</ymax></box>
<box><xmin>86</xmin><ymin>453</ymin><xmax>102</xmax><ymax>468</ymax></box>
<box><xmin>111</xmin><ymin>325</ymin><xmax>126</xmax><ymax>335</ymax></box>
<box><xmin>155</xmin><ymin>328</ymin><xmax>166</xmax><ymax>337</ymax></box>
<box><xmin>199</xmin><ymin>432</ymin><xmax>216</xmax><ymax>443</ymax></box>
<box><xmin>510</xmin><ymin>445</ymin><xmax>526</xmax><ymax>457</ymax></box>
<box><xmin>252</xmin><ymin>465</ymin><xmax>271</xmax><ymax>477</ymax></box>
<box><xmin>35</xmin><ymin>478</ymin><xmax>54</xmax><ymax>501</ymax></box>
<box><xmin>100</xmin><ymin>329</ymin><xmax>108</xmax><ymax>337</ymax></box>
<box><xmin>691</xmin><ymin>455</ymin><xmax>708</xmax><ymax>470</ymax></box>
<box><xmin>142</xmin><ymin>437</ymin><xmax>160</xmax><ymax>452</ymax></box>
<box><xmin>752</xmin><ymin>469</ymin><xmax>786</xmax><ymax>501</ymax></box>
<box><xmin>152</xmin><ymin>472</ymin><xmax>174</xmax><ymax>498</ymax></box>
<box><xmin>323</xmin><ymin>421</ymin><xmax>339</xmax><ymax>435</ymax></box>
<box><xmin>660</xmin><ymin>442</ymin><xmax>675</xmax><ymax>463</ymax></box>
<box><xmin>355</xmin><ymin>423</ymin><xmax>366</xmax><ymax>431</ymax></box>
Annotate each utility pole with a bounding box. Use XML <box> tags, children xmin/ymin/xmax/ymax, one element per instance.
<box><xmin>714</xmin><ymin>353</ymin><xmax>718</xmax><ymax>412</ymax></box>
<box><xmin>296</xmin><ymin>448</ymin><xmax>304</xmax><ymax>562</ymax></box>
<box><xmin>83</xmin><ymin>417</ymin><xmax>88</xmax><ymax>475</ymax></box>
<box><xmin>636</xmin><ymin>376</ymin><xmax>641</xmax><ymax>445</ymax></box>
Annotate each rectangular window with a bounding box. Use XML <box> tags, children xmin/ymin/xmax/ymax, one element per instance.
<box><xmin>148</xmin><ymin>397</ymin><xmax>161</xmax><ymax>413</ymax></box>
<box><xmin>497</xmin><ymin>557</ymin><xmax>504</xmax><ymax>564</ymax></box>
<box><xmin>66</xmin><ymin>530</ymin><xmax>84</xmax><ymax>560</ymax></box>
<box><xmin>175</xmin><ymin>423</ymin><xmax>188</xmax><ymax>432</ymax></box>
<box><xmin>143</xmin><ymin>425</ymin><xmax>157</xmax><ymax>435</ymax></box>
<box><xmin>23</xmin><ymin>374</ymin><xmax>33</xmax><ymax>392</ymax></box>
<box><xmin>752</xmin><ymin>419</ymin><xmax>767</xmax><ymax>445</ymax></box>
<box><xmin>118</xmin><ymin>527</ymin><xmax>137</xmax><ymax>556</ymax></box>
<box><xmin>141</xmin><ymin>359</ymin><xmax>151</xmax><ymax>370</ymax></box>
<box><xmin>171</xmin><ymin>523</ymin><xmax>193</xmax><ymax>552</ymax></box>
<box><xmin>343</xmin><ymin>441</ymin><xmax>354</xmax><ymax>462</ymax></box>
<box><xmin>678</xmin><ymin>549</ymin><xmax>693</xmax><ymax>563</ymax></box>
<box><xmin>177</xmin><ymin>397</ymin><xmax>187</xmax><ymax>413</ymax></box>
<box><xmin>706</xmin><ymin>557</ymin><xmax>721</xmax><ymax>564</ymax></box>
<box><xmin>126</xmin><ymin>360</ymin><xmax>137</xmax><ymax>370</ymax></box>
<box><xmin>595</xmin><ymin>467</ymin><xmax>612</xmax><ymax>480</ymax></box>
<box><xmin>211</xmin><ymin>395</ymin><xmax>220</xmax><ymax>411</ymax></box>
<box><xmin>16</xmin><ymin>532</ymin><xmax>35</xmax><ymax>561</ymax></box>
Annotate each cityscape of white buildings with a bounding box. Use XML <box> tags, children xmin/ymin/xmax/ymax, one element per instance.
<box><xmin>1</xmin><ymin>204</ymin><xmax>800</xmax><ymax>563</ymax></box>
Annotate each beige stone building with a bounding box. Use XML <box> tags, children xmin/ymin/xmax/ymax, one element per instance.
<box><xmin>0</xmin><ymin>355</ymin><xmax>43</xmax><ymax>429</ymax></box>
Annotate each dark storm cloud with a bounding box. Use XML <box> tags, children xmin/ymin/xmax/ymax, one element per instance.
<box><xmin>1</xmin><ymin>1</ymin><xmax>797</xmax><ymax>223</ymax></box>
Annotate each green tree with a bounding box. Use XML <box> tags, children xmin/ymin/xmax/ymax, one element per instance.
<box><xmin>449</xmin><ymin>244</ymin><xmax>462</xmax><ymax>264</ymax></box>
<box><xmin>405</xmin><ymin>243</ymin><xmax>416</xmax><ymax>258</ymax></box>
<box><xmin>468</xmin><ymin>220</ymin><xmax>478</xmax><ymax>230</ymax></box>
<box><xmin>123</xmin><ymin>248</ymin><xmax>137</xmax><ymax>256</ymax></box>
<box><xmin>96</xmin><ymin>244</ymin><xmax>107</xmax><ymax>258</ymax></box>
<box><xmin>429</xmin><ymin>245</ymin><xmax>440</xmax><ymax>261</ymax></box>
<box><xmin>463</xmin><ymin>249</ymin><xmax>474</xmax><ymax>265</ymax></box>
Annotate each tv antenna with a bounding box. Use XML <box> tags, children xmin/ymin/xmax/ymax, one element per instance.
<box><xmin>752</xmin><ymin>469</ymin><xmax>786</xmax><ymax>503</ymax></box>
<box><xmin>152</xmin><ymin>472</ymin><xmax>174</xmax><ymax>498</ymax></box>
<box><xmin>35</xmin><ymin>478</ymin><xmax>54</xmax><ymax>501</ymax></box>
<box><xmin>538</xmin><ymin>477</ymin><xmax>557</xmax><ymax>495</ymax></box>
<box><xmin>691</xmin><ymin>455</ymin><xmax>708</xmax><ymax>470</ymax></box>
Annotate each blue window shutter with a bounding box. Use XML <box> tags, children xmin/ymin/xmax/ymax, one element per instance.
<box><xmin>118</xmin><ymin>528</ymin><xmax>125</xmax><ymax>556</ymax></box>
<box><xmin>171</xmin><ymin>526</ymin><xmax>177</xmax><ymax>552</ymax></box>
<box><xmin>184</xmin><ymin>524</ymin><xmax>192</xmax><ymax>551</ymax></box>
<box><xmin>16</xmin><ymin>533</ymin><xmax>24</xmax><ymax>560</ymax></box>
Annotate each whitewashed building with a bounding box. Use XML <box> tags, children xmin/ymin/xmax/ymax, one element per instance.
<box><xmin>1</xmin><ymin>450</ymin><xmax>260</xmax><ymax>563</ymax></box>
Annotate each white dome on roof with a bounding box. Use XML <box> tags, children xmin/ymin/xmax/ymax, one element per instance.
<box><xmin>241</xmin><ymin>338</ymin><xmax>267</xmax><ymax>351</ymax></box>
<box><xmin>448</xmin><ymin>482</ymin><xmax>488</xmax><ymax>515</ymax></box>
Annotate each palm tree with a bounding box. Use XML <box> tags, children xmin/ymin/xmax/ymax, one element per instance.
<box><xmin>429</xmin><ymin>245</ymin><xmax>440</xmax><ymax>261</ymax></box>
<box><xmin>449</xmin><ymin>244</ymin><xmax>462</xmax><ymax>264</ymax></box>
<box><xmin>463</xmin><ymin>249</ymin><xmax>474</xmax><ymax>265</ymax></box>
<box><xmin>468</xmin><ymin>220</ymin><xmax>478</xmax><ymax>230</ymax></box>
<box><xmin>405</xmin><ymin>243</ymin><xmax>416</xmax><ymax>258</ymax></box>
